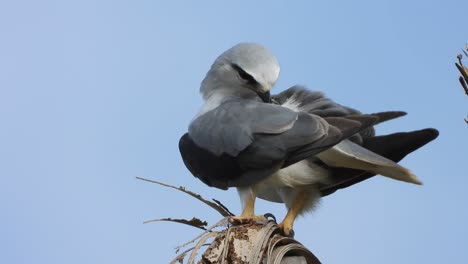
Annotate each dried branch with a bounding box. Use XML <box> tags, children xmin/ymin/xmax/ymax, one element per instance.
<box><xmin>187</xmin><ymin>232</ymin><xmax>218</xmax><ymax>263</ymax></box>
<box><xmin>143</xmin><ymin>217</ymin><xmax>207</xmax><ymax>230</ymax></box>
<box><xmin>212</xmin><ymin>198</ymin><xmax>235</xmax><ymax>216</ymax></box>
<box><xmin>175</xmin><ymin>217</ymin><xmax>230</xmax><ymax>253</ymax></box>
<box><xmin>455</xmin><ymin>63</ymin><xmax>468</xmax><ymax>95</ymax></box>
<box><xmin>169</xmin><ymin>243</ymin><xmax>211</xmax><ymax>264</ymax></box>
<box><xmin>139</xmin><ymin>179</ymin><xmax>320</xmax><ymax>263</ymax></box>
<box><xmin>459</xmin><ymin>76</ymin><xmax>468</xmax><ymax>95</ymax></box>
<box><xmin>136</xmin><ymin>176</ymin><xmax>234</xmax><ymax>217</ymax></box>
<box><xmin>455</xmin><ymin>45</ymin><xmax>468</xmax><ymax>123</ymax></box>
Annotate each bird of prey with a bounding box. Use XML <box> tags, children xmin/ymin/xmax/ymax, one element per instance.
<box><xmin>179</xmin><ymin>43</ymin><xmax>438</xmax><ymax>236</ymax></box>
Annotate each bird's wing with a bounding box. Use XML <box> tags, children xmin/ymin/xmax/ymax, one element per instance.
<box><xmin>226</xmin><ymin>111</ymin><xmax>378</xmax><ymax>188</ymax></box>
<box><xmin>273</xmin><ymin>86</ymin><xmax>407</xmax><ymax>144</ymax></box>
<box><xmin>237</xmin><ymin>113</ymin><xmax>378</xmax><ymax>167</ymax></box>
<box><xmin>280</xmin><ymin>115</ymin><xmax>378</xmax><ymax>167</ymax></box>
<box><xmin>185</xmin><ymin>99</ymin><xmax>378</xmax><ymax>188</ymax></box>
<box><xmin>189</xmin><ymin>100</ymin><xmax>298</xmax><ymax>157</ymax></box>
<box><xmin>273</xmin><ymin>85</ymin><xmax>433</xmax><ymax>185</ymax></box>
<box><xmin>272</xmin><ymin>86</ymin><xmax>360</xmax><ymax>116</ymax></box>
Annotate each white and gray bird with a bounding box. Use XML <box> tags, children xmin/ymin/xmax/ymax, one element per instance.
<box><xmin>179</xmin><ymin>43</ymin><xmax>438</xmax><ymax>236</ymax></box>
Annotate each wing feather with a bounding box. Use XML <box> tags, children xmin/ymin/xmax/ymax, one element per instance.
<box><xmin>184</xmin><ymin>99</ymin><xmax>379</xmax><ymax>189</ymax></box>
<box><xmin>189</xmin><ymin>100</ymin><xmax>298</xmax><ymax>156</ymax></box>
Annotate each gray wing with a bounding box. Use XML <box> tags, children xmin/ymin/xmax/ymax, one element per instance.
<box><xmin>272</xmin><ymin>86</ymin><xmax>361</xmax><ymax>116</ymax></box>
<box><xmin>231</xmin><ymin>112</ymin><xmax>377</xmax><ymax>187</ymax></box>
<box><xmin>273</xmin><ymin>86</ymin><xmax>424</xmax><ymax>185</ymax></box>
<box><xmin>272</xmin><ymin>86</ymin><xmax>406</xmax><ymax>144</ymax></box>
<box><xmin>189</xmin><ymin>99</ymin><xmax>378</xmax><ymax>188</ymax></box>
<box><xmin>189</xmin><ymin>100</ymin><xmax>299</xmax><ymax>156</ymax></box>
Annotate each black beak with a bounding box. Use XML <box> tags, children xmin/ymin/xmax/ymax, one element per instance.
<box><xmin>257</xmin><ymin>91</ymin><xmax>271</xmax><ymax>103</ymax></box>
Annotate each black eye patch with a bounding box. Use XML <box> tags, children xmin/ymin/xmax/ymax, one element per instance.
<box><xmin>231</xmin><ymin>64</ymin><xmax>258</xmax><ymax>86</ymax></box>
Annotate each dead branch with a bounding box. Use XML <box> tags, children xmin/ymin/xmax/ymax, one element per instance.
<box><xmin>455</xmin><ymin>45</ymin><xmax>468</xmax><ymax>123</ymax></box>
<box><xmin>143</xmin><ymin>217</ymin><xmax>208</xmax><ymax>230</ymax></box>
<box><xmin>139</xmin><ymin>178</ymin><xmax>321</xmax><ymax>263</ymax></box>
<box><xmin>136</xmin><ymin>176</ymin><xmax>233</xmax><ymax>217</ymax></box>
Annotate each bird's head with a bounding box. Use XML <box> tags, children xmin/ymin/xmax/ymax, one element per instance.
<box><xmin>200</xmin><ymin>43</ymin><xmax>280</xmax><ymax>103</ymax></box>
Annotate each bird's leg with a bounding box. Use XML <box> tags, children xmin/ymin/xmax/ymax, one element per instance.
<box><xmin>239</xmin><ymin>192</ymin><xmax>256</xmax><ymax>218</ymax></box>
<box><xmin>278</xmin><ymin>190</ymin><xmax>308</xmax><ymax>237</ymax></box>
<box><xmin>231</xmin><ymin>187</ymin><xmax>266</xmax><ymax>223</ymax></box>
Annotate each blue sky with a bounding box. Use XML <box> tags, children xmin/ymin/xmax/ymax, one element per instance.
<box><xmin>1</xmin><ymin>1</ymin><xmax>467</xmax><ymax>263</ymax></box>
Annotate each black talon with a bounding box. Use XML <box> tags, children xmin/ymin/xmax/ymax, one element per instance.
<box><xmin>289</xmin><ymin>229</ymin><xmax>295</xmax><ymax>238</ymax></box>
<box><xmin>279</xmin><ymin>227</ymin><xmax>295</xmax><ymax>237</ymax></box>
<box><xmin>263</xmin><ymin>213</ymin><xmax>277</xmax><ymax>223</ymax></box>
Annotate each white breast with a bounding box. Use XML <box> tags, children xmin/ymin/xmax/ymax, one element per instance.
<box><xmin>270</xmin><ymin>160</ymin><xmax>330</xmax><ymax>187</ymax></box>
<box><xmin>254</xmin><ymin>160</ymin><xmax>329</xmax><ymax>207</ymax></box>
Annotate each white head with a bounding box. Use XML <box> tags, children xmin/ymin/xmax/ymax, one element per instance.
<box><xmin>200</xmin><ymin>43</ymin><xmax>280</xmax><ymax>103</ymax></box>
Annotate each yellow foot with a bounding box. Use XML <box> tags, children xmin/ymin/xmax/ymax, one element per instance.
<box><xmin>229</xmin><ymin>215</ymin><xmax>267</xmax><ymax>225</ymax></box>
<box><xmin>278</xmin><ymin>221</ymin><xmax>295</xmax><ymax>237</ymax></box>
<box><xmin>277</xmin><ymin>190</ymin><xmax>309</xmax><ymax>237</ymax></box>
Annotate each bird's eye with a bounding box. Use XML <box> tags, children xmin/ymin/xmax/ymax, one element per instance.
<box><xmin>231</xmin><ymin>64</ymin><xmax>258</xmax><ymax>86</ymax></box>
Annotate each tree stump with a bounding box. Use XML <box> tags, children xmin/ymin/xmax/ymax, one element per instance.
<box><xmin>137</xmin><ymin>178</ymin><xmax>321</xmax><ymax>263</ymax></box>
<box><xmin>198</xmin><ymin>220</ymin><xmax>321</xmax><ymax>264</ymax></box>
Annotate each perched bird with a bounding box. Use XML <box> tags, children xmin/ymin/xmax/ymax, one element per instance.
<box><xmin>179</xmin><ymin>43</ymin><xmax>438</xmax><ymax>236</ymax></box>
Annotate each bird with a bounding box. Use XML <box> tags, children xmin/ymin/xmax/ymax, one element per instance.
<box><xmin>178</xmin><ymin>43</ymin><xmax>439</xmax><ymax>236</ymax></box>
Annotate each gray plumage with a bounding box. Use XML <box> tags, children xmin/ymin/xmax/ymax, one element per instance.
<box><xmin>189</xmin><ymin>97</ymin><xmax>378</xmax><ymax>188</ymax></box>
<box><xmin>189</xmin><ymin>100</ymin><xmax>298</xmax><ymax>157</ymax></box>
<box><xmin>179</xmin><ymin>42</ymin><xmax>438</xmax><ymax>236</ymax></box>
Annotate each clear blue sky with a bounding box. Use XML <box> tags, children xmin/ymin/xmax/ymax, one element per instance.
<box><xmin>1</xmin><ymin>1</ymin><xmax>467</xmax><ymax>263</ymax></box>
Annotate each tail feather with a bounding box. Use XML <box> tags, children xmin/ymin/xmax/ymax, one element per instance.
<box><xmin>316</xmin><ymin>139</ymin><xmax>423</xmax><ymax>185</ymax></box>
<box><xmin>319</xmin><ymin>128</ymin><xmax>439</xmax><ymax>196</ymax></box>
<box><xmin>363</xmin><ymin>128</ymin><xmax>439</xmax><ymax>161</ymax></box>
<box><xmin>350</xmin><ymin>111</ymin><xmax>407</xmax><ymax>144</ymax></box>
<box><xmin>371</xmin><ymin>111</ymin><xmax>407</xmax><ymax>125</ymax></box>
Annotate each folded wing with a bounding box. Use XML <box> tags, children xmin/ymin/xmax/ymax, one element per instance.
<box><xmin>182</xmin><ymin>99</ymin><xmax>378</xmax><ymax>189</ymax></box>
<box><xmin>273</xmin><ymin>86</ymin><xmax>438</xmax><ymax>190</ymax></box>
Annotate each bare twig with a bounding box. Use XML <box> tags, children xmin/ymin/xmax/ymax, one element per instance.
<box><xmin>456</xmin><ymin>46</ymin><xmax>468</xmax><ymax>123</ymax></box>
<box><xmin>136</xmin><ymin>176</ymin><xmax>234</xmax><ymax>217</ymax></box>
<box><xmin>455</xmin><ymin>63</ymin><xmax>468</xmax><ymax>95</ymax></box>
<box><xmin>212</xmin><ymin>198</ymin><xmax>235</xmax><ymax>216</ymax></box>
<box><xmin>143</xmin><ymin>217</ymin><xmax>208</xmax><ymax>230</ymax></box>
<box><xmin>175</xmin><ymin>217</ymin><xmax>229</xmax><ymax>253</ymax></box>
<box><xmin>169</xmin><ymin>243</ymin><xmax>211</xmax><ymax>264</ymax></box>
<box><xmin>187</xmin><ymin>232</ymin><xmax>219</xmax><ymax>263</ymax></box>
